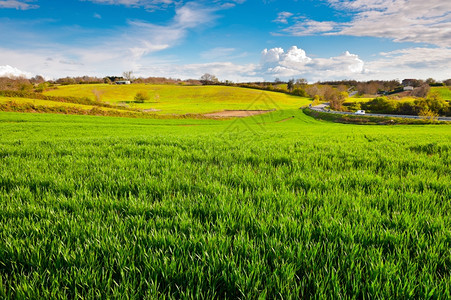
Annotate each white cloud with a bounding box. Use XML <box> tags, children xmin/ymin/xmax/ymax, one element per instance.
<box><xmin>281</xmin><ymin>19</ymin><xmax>339</xmax><ymax>36</ymax></box>
<box><xmin>273</xmin><ymin>12</ymin><xmax>293</xmax><ymax>24</ymax></box>
<box><xmin>364</xmin><ymin>47</ymin><xmax>451</xmax><ymax>80</ymax></box>
<box><xmin>0</xmin><ymin>65</ymin><xmax>33</xmax><ymax>78</ymax></box>
<box><xmin>200</xmin><ymin>47</ymin><xmax>236</xmax><ymax>60</ymax></box>
<box><xmin>0</xmin><ymin>0</ymin><xmax>38</xmax><ymax>10</ymax></box>
<box><xmin>173</xmin><ymin>2</ymin><xmax>217</xmax><ymax>29</ymax></box>
<box><xmin>280</xmin><ymin>0</ymin><xmax>451</xmax><ymax>47</ymax></box>
<box><xmin>93</xmin><ymin>13</ymin><xmax>102</xmax><ymax>19</ymax></box>
<box><xmin>259</xmin><ymin>45</ymin><xmax>451</xmax><ymax>81</ymax></box>
<box><xmin>260</xmin><ymin>46</ymin><xmax>366</xmax><ymax>81</ymax></box>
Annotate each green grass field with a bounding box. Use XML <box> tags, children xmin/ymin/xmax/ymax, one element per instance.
<box><xmin>431</xmin><ymin>86</ymin><xmax>451</xmax><ymax>100</ymax></box>
<box><xmin>43</xmin><ymin>84</ymin><xmax>310</xmax><ymax>114</ymax></box>
<box><xmin>1</xmin><ymin>109</ymin><xmax>450</xmax><ymax>298</ymax></box>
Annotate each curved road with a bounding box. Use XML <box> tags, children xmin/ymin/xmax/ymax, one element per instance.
<box><xmin>310</xmin><ymin>103</ymin><xmax>451</xmax><ymax>122</ymax></box>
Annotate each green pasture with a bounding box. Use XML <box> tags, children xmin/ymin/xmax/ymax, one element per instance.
<box><xmin>431</xmin><ymin>86</ymin><xmax>451</xmax><ymax>100</ymax></box>
<box><xmin>0</xmin><ymin>110</ymin><xmax>450</xmax><ymax>298</ymax></box>
<box><xmin>43</xmin><ymin>84</ymin><xmax>310</xmax><ymax>114</ymax></box>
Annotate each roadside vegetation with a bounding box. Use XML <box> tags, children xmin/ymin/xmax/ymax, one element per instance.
<box><xmin>343</xmin><ymin>93</ymin><xmax>450</xmax><ymax>117</ymax></box>
<box><xmin>304</xmin><ymin>107</ymin><xmax>449</xmax><ymax>125</ymax></box>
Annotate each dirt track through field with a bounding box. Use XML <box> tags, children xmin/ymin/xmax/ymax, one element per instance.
<box><xmin>204</xmin><ymin>110</ymin><xmax>274</xmax><ymax>118</ymax></box>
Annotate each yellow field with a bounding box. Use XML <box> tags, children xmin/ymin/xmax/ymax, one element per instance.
<box><xmin>0</xmin><ymin>96</ymin><xmax>139</xmax><ymax>113</ymax></box>
<box><xmin>43</xmin><ymin>84</ymin><xmax>311</xmax><ymax>114</ymax></box>
<box><xmin>345</xmin><ymin>97</ymin><xmax>373</xmax><ymax>103</ymax></box>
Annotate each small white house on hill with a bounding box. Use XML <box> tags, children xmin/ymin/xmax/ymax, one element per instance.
<box><xmin>403</xmin><ymin>86</ymin><xmax>414</xmax><ymax>91</ymax></box>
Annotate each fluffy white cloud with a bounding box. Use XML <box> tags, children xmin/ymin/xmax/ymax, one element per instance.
<box><xmin>259</xmin><ymin>45</ymin><xmax>451</xmax><ymax>81</ymax></box>
<box><xmin>0</xmin><ymin>65</ymin><xmax>32</xmax><ymax>78</ymax></box>
<box><xmin>0</xmin><ymin>0</ymin><xmax>38</xmax><ymax>10</ymax></box>
<box><xmin>260</xmin><ymin>46</ymin><xmax>366</xmax><ymax>81</ymax></box>
<box><xmin>281</xmin><ymin>0</ymin><xmax>451</xmax><ymax>47</ymax></box>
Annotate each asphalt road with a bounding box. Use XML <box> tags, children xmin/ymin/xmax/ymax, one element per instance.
<box><xmin>310</xmin><ymin>103</ymin><xmax>451</xmax><ymax>122</ymax></box>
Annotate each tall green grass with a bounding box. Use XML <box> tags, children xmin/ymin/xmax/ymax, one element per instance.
<box><xmin>0</xmin><ymin>110</ymin><xmax>450</xmax><ymax>298</ymax></box>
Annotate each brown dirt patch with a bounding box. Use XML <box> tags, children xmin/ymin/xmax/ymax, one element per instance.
<box><xmin>204</xmin><ymin>110</ymin><xmax>275</xmax><ymax>118</ymax></box>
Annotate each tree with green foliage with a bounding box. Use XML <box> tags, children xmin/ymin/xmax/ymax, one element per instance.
<box><xmin>415</xmin><ymin>92</ymin><xmax>449</xmax><ymax>115</ymax></box>
<box><xmin>292</xmin><ymin>88</ymin><xmax>307</xmax><ymax>97</ymax></box>
<box><xmin>134</xmin><ymin>91</ymin><xmax>149</xmax><ymax>103</ymax></box>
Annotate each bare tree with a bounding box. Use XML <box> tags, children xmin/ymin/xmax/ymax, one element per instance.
<box><xmin>329</xmin><ymin>91</ymin><xmax>348</xmax><ymax>110</ymax></box>
<box><xmin>122</xmin><ymin>71</ymin><xmax>134</xmax><ymax>81</ymax></box>
<box><xmin>200</xmin><ymin>73</ymin><xmax>219</xmax><ymax>85</ymax></box>
<box><xmin>30</xmin><ymin>75</ymin><xmax>45</xmax><ymax>84</ymax></box>
<box><xmin>295</xmin><ymin>78</ymin><xmax>308</xmax><ymax>86</ymax></box>
<box><xmin>412</xmin><ymin>84</ymin><xmax>430</xmax><ymax>98</ymax></box>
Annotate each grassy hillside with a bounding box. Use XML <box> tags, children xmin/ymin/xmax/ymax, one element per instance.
<box><xmin>43</xmin><ymin>84</ymin><xmax>311</xmax><ymax>114</ymax></box>
<box><xmin>1</xmin><ymin>110</ymin><xmax>450</xmax><ymax>298</ymax></box>
<box><xmin>431</xmin><ymin>86</ymin><xmax>451</xmax><ymax>100</ymax></box>
<box><xmin>0</xmin><ymin>96</ymin><xmax>117</xmax><ymax>111</ymax></box>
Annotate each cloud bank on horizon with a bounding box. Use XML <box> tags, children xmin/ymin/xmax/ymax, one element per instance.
<box><xmin>0</xmin><ymin>0</ymin><xmax>449</xmax><ymax>82</ymax></box>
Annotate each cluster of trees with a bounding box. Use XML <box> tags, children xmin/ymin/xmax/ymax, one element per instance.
<box><xmin>0</xmin><ymin>76</ymin><xmax>48</xmax><ymax>92</ymax></box>
<box><xmin>55</xmin><ymin>76</ymin><xmax>105</xmax><ymax>85</ymax></box>
<box><xmin>199</xmin><ymin>76</ymin><xmax>311</xmax><ymax>97</ymax></box>
<box><xmin>402</xmin><ymin>78</ymin><xmax>451</xmax><ymax>87</ymax></box>
<box><xmin>320</xmin><ymin>80</ymin><xmax>400</xmax><ymax>95</ymax></box>
<box><xmin>303</xmin><ymin>84</ymin><xmax>348</xmax><ymax>109</ymax></box>
<box><xmin>347</xmin><ymin>93</ymin><xmax>450</xmax><ymax>117</ymax></box>
<box><xmin>318</xmin><ymin>79</ymin><xmax>451</xmax><ymax>96</ymax></box>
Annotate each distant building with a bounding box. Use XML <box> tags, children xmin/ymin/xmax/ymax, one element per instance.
<box><xmin>402</xmin><ymin>79</ymin><xmax>422</xmax><ymax>87</ymax></box>
<box><xmin>116</xmin><ymin>80</ymin><xmax>131</xmax><ymax>85</ymax></box>
<box><xmin>403</xmin><ymin>86</ymin><xmax>414</xmax><ymax>91</ymax></box>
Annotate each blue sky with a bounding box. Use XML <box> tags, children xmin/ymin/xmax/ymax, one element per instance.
<box><xmin>0</xmin><ymin>0</ymin><xmax>450</xmax><ymax>81</ymax></box>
